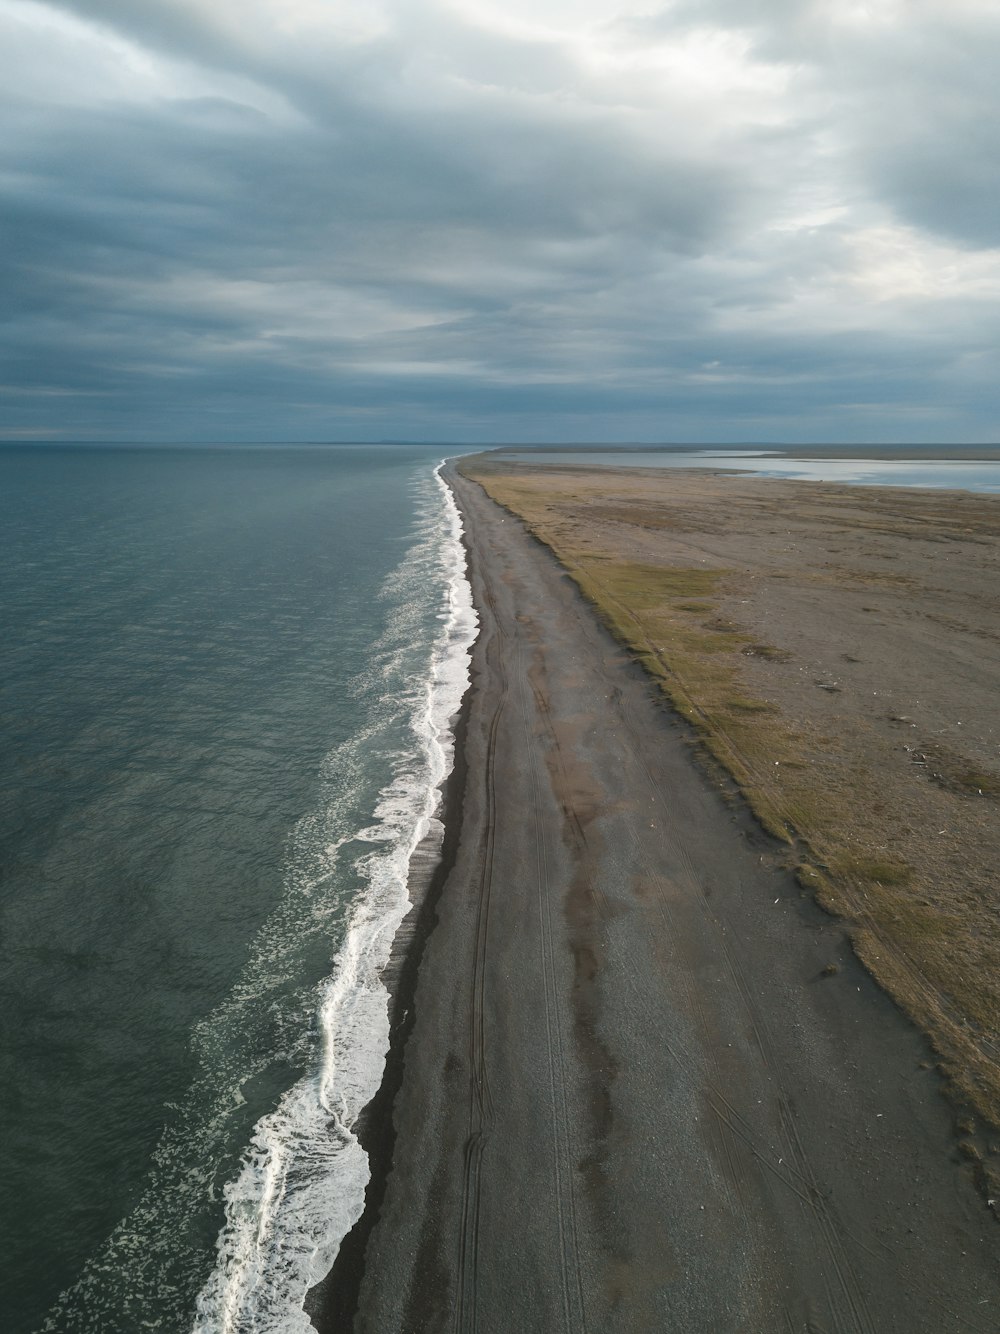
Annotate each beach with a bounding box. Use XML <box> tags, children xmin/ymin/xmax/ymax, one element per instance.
<box><xmin>323</xmin><ymin>461</ymin><xmax>1000</xmax><ymax>1333</ymax></box>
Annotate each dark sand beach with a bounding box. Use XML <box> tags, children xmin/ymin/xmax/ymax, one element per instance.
<box><xmin>323</xmin><ymin>463</ymin><xmax>1000</xmax><ymax>1333</ymax></box>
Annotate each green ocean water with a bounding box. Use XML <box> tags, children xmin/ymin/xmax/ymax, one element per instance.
<box><xmin>0</xmin><ymin>443</ymin><xmax>474</xmax><ymax>1332</ymax></box>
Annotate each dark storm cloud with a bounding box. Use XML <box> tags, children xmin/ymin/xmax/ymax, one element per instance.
<box><xmin>2</xmin><ymin>0</ymin><xmax>999</xmax><ymax>441</ymax></box>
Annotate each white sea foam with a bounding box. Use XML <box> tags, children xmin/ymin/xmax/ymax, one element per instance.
<box><xmin>191</xmin><ymin>463</ymin><xmax>477</xmax><ymax>1333</ymax></box>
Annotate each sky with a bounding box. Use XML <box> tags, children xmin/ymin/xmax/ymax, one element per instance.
<box><xmin>2</xmin><ymin>0</ymin><xmax>999</xmax><ymax>444</ymax></box>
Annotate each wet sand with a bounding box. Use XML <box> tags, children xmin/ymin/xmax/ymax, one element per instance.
<box><xmin>326</xmin><ymin>465</ymin><xmax>1000</xmax><ymax>1333</ymax></box>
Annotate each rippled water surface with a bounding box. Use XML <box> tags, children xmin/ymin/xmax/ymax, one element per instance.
<box><xmin>0</xmin><ymin>443</ymin><xmax>472</xmax><ymax>1332</ymax></box>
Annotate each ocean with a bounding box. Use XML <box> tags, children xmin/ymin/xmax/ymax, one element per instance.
<box><xmin>0</xmin><ymin>444</ymin><xmax>476</xmax><ymax>1333</ymax></box>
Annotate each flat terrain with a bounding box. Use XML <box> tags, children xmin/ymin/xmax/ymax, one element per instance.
<box><xmin>464</xmin><ymin>460</ymin><xmax>1000</xmax><ymax>1144</ymax></box>
<box><xmin>344</xmin><ymin>465</ymin><xmax>1000</xmax><ymax>1334</ymax></box>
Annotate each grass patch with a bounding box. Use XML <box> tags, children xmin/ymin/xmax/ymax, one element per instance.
<box><xmin>832</xmin><ymin>853</ymin><xmax>913</xmax><ymax>887</ymax></box>
<box><xmin>591</xmin><ymin>562</ymin><xmax>724</xmax><ymax>607</ymax></box>
<box><xmin>743</xmin><ymin>642</ymin><xmax>792</xmax><ymax>661</ymax></box>
<box><xmin>939</xmin><ymin>767</ymin><xmax>1000</xmax><ymax>799</ymax></box>
<box><xmin>725</xmin><ymin>695</ymin><xmax>777</xmax><ymax>714</ymax></box>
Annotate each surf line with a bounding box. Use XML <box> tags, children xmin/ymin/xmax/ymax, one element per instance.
<box><xmin>192</xmin><ymin>462</ymin><xmax>478</xmax><ymax>1334</ymax></box>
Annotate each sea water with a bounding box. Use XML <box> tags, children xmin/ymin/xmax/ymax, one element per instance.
<box><xmin>0</xmin><ymin>444</ymin><xmax>476</xmax><ymax>1333</ymax></box>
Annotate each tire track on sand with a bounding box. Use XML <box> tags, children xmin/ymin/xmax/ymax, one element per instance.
<box><xmin>457</xmin><ymin>546</ymin><xmax>588</xmax><ymax>1333</ymax></box>
<box><xmin>519</xmin><ymin>656</ymin><xmax>588</xmax><ymax>1333</ymax></box>
<box><xmin>453</xmin><ymin>581</ymin><xmax>507</xmax><ymax>1334</ymax></box>
<box><xmin>613</xmin><ymin>671</ymin><xmax>878</xmax><ymax>1334</ymax></box>
<box><xmin>526</xmin><ymin>580</ymin><xmax>879</xmax><ymax>1334</ymax></box>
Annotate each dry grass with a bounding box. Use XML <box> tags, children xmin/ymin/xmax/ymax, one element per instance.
<box><xmin>460</xmin><ymin>457</ymin><xmax>1000</xmax><ymax>1134</ymax></box>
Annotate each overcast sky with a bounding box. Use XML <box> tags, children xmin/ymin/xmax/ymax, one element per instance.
<box><xmin>2</xmin><ymin>0</ymin><xmax>998</xmax><ymax>443</ymax></box>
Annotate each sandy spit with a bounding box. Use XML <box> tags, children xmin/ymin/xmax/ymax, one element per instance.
<box><xmin>321</xmin><ymin>465</ymin><xmax>1000</xmax><ymax>1334</ymax></box>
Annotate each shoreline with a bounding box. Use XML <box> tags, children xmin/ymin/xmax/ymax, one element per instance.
<box><xmin>307</xmin><ymin>696</ymin><xmax>474</xmax><ymax>1331</ymax></box>
<box><xmin>320</xmin><ymin>463</ymin><xmax>1000</xmax><ymax>1332</ymax></box>
<box><xmin>307</xmin><ymin>477</ymin><xmax>478</xmax><ymax>1331</ymax></box>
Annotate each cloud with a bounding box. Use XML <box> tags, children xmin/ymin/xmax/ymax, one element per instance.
<box><xmin>1</xmin><ymin>0</ymin><xmax>998</xmax><ymax>441</ymax></box>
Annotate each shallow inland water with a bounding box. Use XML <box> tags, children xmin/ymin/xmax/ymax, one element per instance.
<box><xmin>0</xmin><ymin>443</ymin><xmax>475</xmax><ymax>1333</ymax></box>
<box><xmin>496</xmin><ymin>448</ymin><xmax>1000</xmax><ymax>492</ymax></box>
